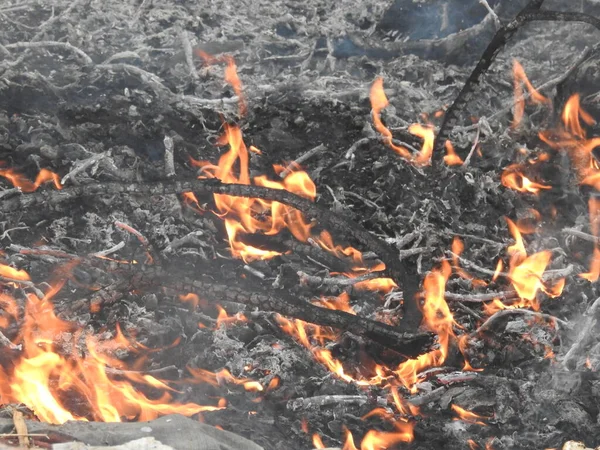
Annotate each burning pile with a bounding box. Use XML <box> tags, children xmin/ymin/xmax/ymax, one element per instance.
<box><xmin>1</xmin><ymin>3</ymin><xmax>600</xmax><ymax>448</ymax></box>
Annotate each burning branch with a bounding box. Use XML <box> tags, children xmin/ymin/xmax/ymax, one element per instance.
<box><xmin>433</xmin><ymin>2</ymin><xmax>600</xmax><ymax>163</ymax></box>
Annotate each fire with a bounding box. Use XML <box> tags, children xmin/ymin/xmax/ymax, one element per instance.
<box><xmin>409</xmin><ymin>123</ymin><xmax>435</xmax><ymax>166</ymax></box>
<box><xmin>501</xmin><ymin>164</ymin><xmax>551</xmax><ymax>195</ymax></box>
<box><xmin>0</xmin><ymin>279</ymin><xmax>222</xmax><ymax>424</ymax></box>
<box><xmin>511</xmin><ymin>59</ymin><xmax>551</xmax><ymax>128</ymax></box>
<box><xmin>539</xmin><ymin>92</ymin><xmax>600</xmax><ymax>183</ymax></box>
<box><xmin>360</xmin><ymin>420</ymin><xmax>414</xmax><ymax>449</ymax></box>
<box><xmin>444</xmin><ymin>140</ymin><xmax>464</xmax><ymax>166</ymax></box>
<box><xmin>369</xmin><ymin>78</ymin><xmax>411</xmax><ymax>160</ymax></box>
<box><xmin>394</xmin><ymin>260</ymin><xmax>454</xmax><ymax>392</ymax></box>
<box><xmin>0</xmin><ymin>263</ymin><xmax>31</xmax><ymax>281</ymax></box>
<box><xmin>369</xmin><ymin>78</ymin><xmax>437</xmax><ymax>165</ymax></box>
<box><xmin>451</xmin><ymin>237</ymin><xmax>487</xmax><ymax>287</ymax></box>
<box><xmin>0</xmin><ymin>167</ymin><xmax>62</xmax><ymax>192</ymax></box>
<box><xmin>505</xmin><ymin>218</ymin><xmax>564</xmax><ymax>310</ymax></box>
<box><xmin>580</xmin><ymin>198</ymin><xmax>600</xmax><ymax>282</ymax></box>
<box><xmin>451</xmin><ymin>404</ymin><xmax>489</xmax><ymax>425</ymax></box>
<box><xmin>196</xmin><ymin>50</ymin><xmax>247</xmax><ymax>117</ymax></box>
<box><xmin>193</xmin><ymin>123</ymin><xmax>316</xmax><ymax>262</ymax></box>
<box><xmin>312</xmin><ymin>433</ymin><xmax>326</xmax><ymax>449</ymax></box>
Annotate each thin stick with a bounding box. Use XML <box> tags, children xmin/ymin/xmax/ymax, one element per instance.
<box><xmin>279</xmin><ymin>144</ymin><xmax>327</xmax><ymax>178</ymax></box>
<box><xmin>475</xmin><ymin>308</ymin><xmax>569</xmax><ymax>334</ymax></box>
<box><xmin>4</xmin><ymin>41</ymin><xmax>93</xmax><ymax>64</ymax></box>
<box><xmin>479</xmin><ymin>0</ymin><xmax>501</xmax><ymax>28</ymax></box>
<box><xmin>562</xmin><ymin>227</ymin><xmax>600</xmax><ymax>244</ymax></box>
<box><xmin>179</xmin><ymin>28</ymin><xmax>199</xmax><ymax>81</ymax></box>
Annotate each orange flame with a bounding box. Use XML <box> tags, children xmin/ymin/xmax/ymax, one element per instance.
<box><xmin>195</xmin><ymin>122</ymin><xmax>316</xmax><ymax>262</ymax></box>
<box><xmin>451</xmin><ymin>404</ymin><xmax>489</xmax><ymax>426</ymax></box>
<box><xmin>581</xmin><ymin>198</ymin><xmax>600</xmax><ymax>282</ymax></box>
<box><xmin>0</xmin><ymin>281</ymin><xmax>221</xmax><ymax>424</ymax></box>
<box><xmin>195</xmin><ymin>50</ymin><xmax>247</xmax><ymax>117</ymax></box>
<box><xmin>312</xmin><ymin>433</ymin><xmax>326</xmax><ymax>449</ymax></box>
<box><xmin>444</xmin><ymin>140</ymin><xmax>464</xmax><ymax>166</ymax></box>
<box><xmin>370</xmin><ymin>78</ymin><xmax>411</xmax><ymax>160</ymax></box>
<box><xmin>0</xmin><ymin>167</ymin><xmax>62</xmax><ymax>192</ymax></box>
<box><xmin>394</xmin><ymin>260</ymin><xmax>454</xmax><ymax>392</ymax></box>
<box><xmin>511</xmin><ymin>59</ymin><xmax>551</xmax><ymax>128</ymax></box>
<box><xmin>504</xmin><ymin>218</ymin><xmax>564</xmax><ymax>310</ymax></box>
<box><xmin>501</xmin><ymin>164</ymin><xmax>551</xmax><ymax>195</ymax></box>
<box><xmin>360</xmin><ymin>420</ymin><xmax>414</xmax><ymax>449</ymax></box>
<box><xmin>369</xmin><ymin>78</ymin><xmax>438</xmax><ymax>165</ymax></box>
<box><xmin>0</xmin><ymin>263</ymin><xmax>31</xmax><ymax>281</ymax></box>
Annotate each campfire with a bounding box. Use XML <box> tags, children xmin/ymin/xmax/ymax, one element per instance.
<box><xmin>1</xmin><ymin>0</ymin><xmax>600</xmax><ymax>449</ymax></box>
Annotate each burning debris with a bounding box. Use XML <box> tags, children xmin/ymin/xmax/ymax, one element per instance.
<box><xmin>2</xmin><ymin>0</ymin><xmax>600</xmax><ymax>449</ymax></box>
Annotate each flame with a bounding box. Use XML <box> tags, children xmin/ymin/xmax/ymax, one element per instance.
<box><xmin>451</xmin><ymin>404</ymin><xmax>489</xmax><ymax>425</ymax></box>
<box><xmin>196</xmin><ymin>51</ymin><xmax>247</xmax><ymax>117</ymax></box>
<box><xmin>354</xmin><ymin>278</ymin><xmax>397</xmax><ymax>293</ymax></box>
<box><xmin>312</xmin><ymin>433</ymin><xmax>326</xmax><ymax>449</ymax></box>
<box><xmin>444</xmin><ymin>141</ymin><xmax>464</xmax><ymax>166</ymax></box>
<box><xmin>511</xmin><ymin>59</ymin><xmax>550</xmax><ymax>128</ymax></box>
<box><xmin>451</xmin><ymin>237</ymin><xmax>487</xmax><ymax>287</ymax></box>
<box><xmin>580</xmin><ymin>198</ymin><xmax>600</xmax><ymax>282</ymax></box>
<box><xmin>394</xmin><ymin>260</ymin><xmax>454</xmax><ymax>392</ymax></box>
<box><xmin>315</xmin><ymin>231</ymin><xmax>366</xmax><ymax>269</ymax></box>
<box><xmin>0</xmin><ymin>263</ymin><xmax>31</xmax><ymax>281</ymax></box>
<box><xmin>370</xmin><ymin>78</ymin><xmax>411</xmax><ymax>160</ymax></box>
<box><xmin>503</xmin><ymin>218</ymin><xmax>564</xmax><ymax>310</ymax></box>
<box><xmin>540</xmin><ymin>93</ymin><xmax>600</xmax><ymax>184</ymax></box>
<box><xmin>360</xmin><ymin>420</ymin><xmax>414</xmax><ymax>449</ymax></box>
<box><xmin>0</xmin><ymin>280</ymin><xmax>221</xmax><ymax>424</ymax></box>
<box><xmin>342</xmin><ymin>429</ymin><xmax>359</xmax><ymax>450</ymax></box>
<box><xmin>369</xmin><ymin>78</ymin><xmax>439</xmax><ymax>165</ymax></box>
<box><xmin>409</xmin><ymin>123</ymin><xmax>435</xmax><ymax>166</ymax></box>
<box><xmin>195</xmin><ymin>122</ymin><xmax>316</xmax><ymax>262</ymax></box>
<box><xmin>501</xmin><ymin>164</ymin><xmax>551</xmax><ymax>194</ymax></box>
<box><xmin>562</xmin><ymin>94</ymin><xmax>595</xmax><ymax>138</ymax></box>
<box><xmin>315</xmin><ymin>293</ymin><xmax>356</xmax><ymax>315</ymax></box>
<box><xmin>0</xmin><ymin>167</ymin><xmax>62</xmax><ymax>192</ymax></box>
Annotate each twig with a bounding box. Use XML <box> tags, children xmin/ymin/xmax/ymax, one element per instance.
<box><xmin>462</xmin><ymin>122</ymin><xmax>481</xmax><ymax>167</ymax></box>
<box><xmin>562</xmin><ymin>227</ymin><xmax>600</xmax><ymax>245</ymax></box>
<box><xmin>475</xmin><ymin>308</ymin><xmax>569</xmax><ymax>335</ymax></box>
<box><xmin>61</xmin><ymin>151</ymin><xmax>108</xmax><ymax>185</ymax></box>
<box><xmin>287</xmin><ymin>395</ymin><xmax>380</xmax><ymax>411</ymax></box>
<box><xmin>12</xmin><ymin>411</ymin><xmax>29</xmax><ymax>448</ymax></box>
<box><xmin>444</xmin><ymin>290</ymin><xmax>518</xmax><ymax>303</ymax></box>
<box><xmin>179</xmin><ymin>28</ymin><xmax>199</xmax><ymax>81</ymax></box>
<box><xmin>297</xmin><ymin>271</ymin><xmax>378</xmax><ymax>287</ymax></box>
<box><xmin>479</xmin><ymin>0</ymin><xmax>501</xmax><ymax>28</ymax></box>
<box><xmin>0</xmin><ymin>178</ymin><xmax>408</xmax><ymax>282</ymax></box>
<box><xmin>453</xmin><ymin>301</ymin><xmax>484</xmax><ymax>320</ymax></box>
<box><xmin>279</xmin><ymin>144</ymin><xmax>327</xmax><ymax>178</ymax></box>
<box><xmin>163</xmin><ymin>135</ymin><xmax>176</xmax><ymax>178</ymax></box>
<box><xmin>562</xmin><ymin>297</ymin><xmax>600</xmax><ymax>368</ymax></box>
<box><xmin>0</xmin><ymin>330</ymin><xmax>20</xmax><ymax>350</ymax></box>
<box><xmin>4</xmin><ymin>41</ymin><xmax>93</xmax><ymax>64</ymax></box>
<box><xmin>92</xmin><ymin>242</ymin><xmax>126</xmax><ymax>258</ymax></box>
<box><xmin>457</xmin><ymin>46</ymin><xmax>593</xmax><ymax>135</ymax></box>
